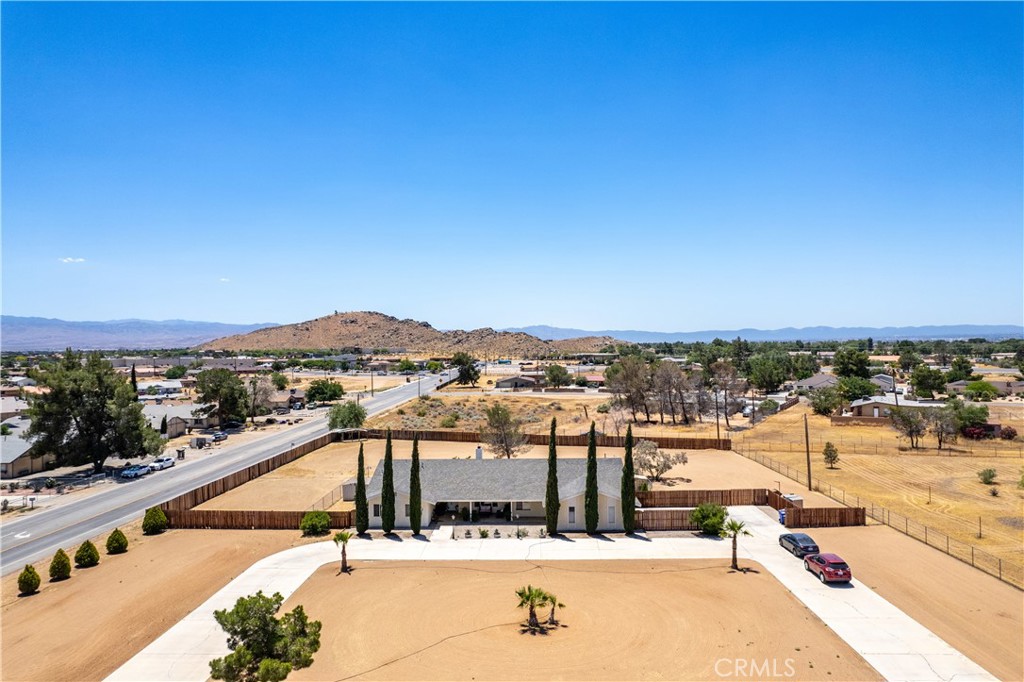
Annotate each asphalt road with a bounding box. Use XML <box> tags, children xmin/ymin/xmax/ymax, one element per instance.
<box><xmin>0</xmin><ymin>371</ymin><xmax>454</xmax><ymax>575</ymax></box>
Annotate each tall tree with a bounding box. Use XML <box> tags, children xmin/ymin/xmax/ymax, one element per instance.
<box><xmin>129</xmin><ymin>364</ymin><xmax>138</xmax><ymax>393</ymax></box>
<box><xmin>381</xmin><ymin>429</ymin><xmax>395</xmax><ymax>533</ymax></box>
<box><xmin>545</xmin><ymin>418</ymin><xmax>560</xmax><ymax>536</ymax></box>
<box><xmin>25</xmin><ymin>350</ymin><xmax>162</xmax><ymax>472</ymax></box>
<box><xmin>451</xmin><ymin>352</ymin><xmax>480</xmax><ymax>386</ymax></box>
<box><xmin>409</xmin><ymin>436</ymin><xmax>422</xmax><ymax>535</ymax></box>
<box><xmin>160</xmin><ymin>415</ymin><xmax>168</xmax><ymax>435</ymax></box>
<box><xmin>910</xmin><ymin>365</ymin><xmax>946</xmax><ymax>399</ymax></box>
<box><xmin>710</xmin><ymin>360</ymin><xmax>743</xmax><ymax>429</ymax></box>
<box><xmin>354</xmin><ymin>443</ymin><xmax>369</xmax><ymax>534</ymax></box>
<box><xmin>480</xmin><ymin>403</ymin><xmax>530</xmax><ymax>458</ymax></box>
<box><xmin>621</xmin><ymin>425</ymin><xmax>636</xmax><ymax>534</ymax></box>
<box><xmin>890</xmin><ymin>407</ymin><xmax>927</xmax><ymax>449</ymax></box>
<box><xmin>947</xmin><ymin>356</ymin><xmax>974</xmax><ymax>383</ymax></box>
<box><xmin>195</xmin><ymin>368</ymin><xmax>247</xmax><ymax>425</ymax></box>
<box><xmin>747</xmin><ymin>352</ymin><xmax>789</xmax><ymax>393</ymax></box>
<box><xmin>605</xmin><ymin>356</ymin><xmax>652</xmax><ymax>422</ymax></box>
<box><xmin>833</xmin><ymin>347</ymin><xmax>870</xmax><ymax>379</ymax></box>
<box><xmin>584</xmin><ymin>422</ymin><xmax>599</xmax><ymax>534</ymax></box>
<box><xmin>209</xmin><ymin>591</ymin><xmax>321</xmax><ymax>682</ymax></box>
<box><xmin>246</xmin><ymin>376</ymin><xmax>274</xmax><ymax>425</ymax></box>
<box><xmin>328</xmin><ymin>401</ymin><xmax>367</xmax><ymax>430</ymax></box>
<box><xmin>720</xmin><ymin>519</ymin><xmax>752</xmax><ymax>571</ymax></box>
<box><xmin>544</xmin><ymin>364</ymin><xmax>571</xmax><ymax>388</ymax></box>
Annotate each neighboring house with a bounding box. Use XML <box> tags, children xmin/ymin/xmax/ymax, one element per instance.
<box><xmin>944</xmin><ymin>380</ymin><xmax>970</xmax><ymax>395</ymax></box>
<box><xmin>848</xmin><ymin>396</ymin><xmax>941</xmax><ymax>418</ymax></box>
<box><xmin>269</xmin><ymin>389</ymin><xmax>306</xmax><ymax>410</ymax></box>
<box><xmin>794</xmin><ymin>373</ymin><xmax>839</xmax><ymax>391</ymax></box>
<box><xmin>137</xmin><ymin>380</ymin><xmax>184</xmax><ymax>396</ymax></box>
<box><xmin>870</xmin><ymin>374</ymin><xmax>895</xmax><ymax>392</ymax></box>
<box><xmin>0</xmin><ymin>397</ymin><xmax>29</xmax><ymax>421</ymax></box>
<box><xmin>365</xmin><ymin>457</ymin><xmax>625</xmax><ymax>532</ymax></box>
<box><xmin>9</xmin><ymin>377</ymin><xmax>36</xmax><ymax>388</ymax></box>
<box><xmin>0</xmin><ymin>419</ymin><xmax>54</xmax><ymax>478</ymax></box>
<box><xmin>495</xmin><ymin>376</ymin><xmax>537</xmax><ymax>389</ymax></box>
<box><xmin>584</xmin><ymin>374</ymin><xmax>606</xmax><ymax>386</ymax></box>
<box><xmin>571</xmin><ymin>352</ymin><xmax>619</xmax><ymax>364</ymax></box>
<box><xmin>945</xmin><ymin>380</ymin><xmax>1024</xmax><ymax>396</ymax></box>
<box><xmin>142</xmin><ymin>403</ymin><xmax>217</xmax><ymax>435</ymax></box>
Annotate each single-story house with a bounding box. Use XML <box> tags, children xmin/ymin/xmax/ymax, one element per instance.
<box><xmin>269</xmin><ymin>388</ymin><xmax>306</xmax><ymax>410</ymax></box>
<box><xmin>795</xmin><ymin>373</ymin><xmax>839</xmax><ymax>391</ymax></box>
<box><xmin>137</xmin><ymin>380</ymin><xmax>183</xmax><ymax>396</ymax></box>
<box><xmin>0</xmin><ymin>419</ymin><xmax>55</xmax><ymax>478</ymax></box>
<box><xmin>142</xmin><ymin>403</ymin><xmax>217</xmax><ymax>436</ymax></box>
<box><xmin>9</xmin><ymin>376</ymin><xmax>36</xmax><ymax>388</ymax></box>
<box><xmin>945</xmin><ymin>380</ymin><xmax>1024</xmax><ymax>396</ymax></box>
<box><xmin>495</xmin><ymin>376</ymin><xmax>537</xmax><ymax>389</ymax></box>
<box><xmin>870</xmin><ymin>374</ymin><xmax>895</xmax><ymax>392</ymax></box>
<box><xmin>584</xmin><ymin>374</ymin><xmax>606</xmax><ymax>386</ymax></box>
<box><xmin>365</xmin><ymin>456</ymin><xmax>625</xmax><ymax>532</ymax></box>
<box><xmin>1</xmin><ymin>397</ymin><xmax>29</xmax><ymax>421</ymax></box>
<box><xmin>944</xmin><ymin>380</ymin><xmax>970</xmax><ymax>395</ymax></box>
<box><xmin>848</xmin><ymin>396</ymin><xmax>941</xmax><ymax>418</ymax></box>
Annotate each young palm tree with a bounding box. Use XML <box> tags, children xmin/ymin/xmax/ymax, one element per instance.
<box><xmin>334</xmin><ymin>530</ymin><xmax>354</xmax><ymax>573</ymax></box>
<box><xmin>543</xmin><ymin>591</ymin><xmax>565</xmax><ymax>625</ymax></box>
<box><xmin>515</xmin><ymin>585</ymin><xmax>547</xmax><ymax>629</ymax></box>
<box><xmin>720</xmin><ymin>518</ymin><xmax>752</xmax><ymax>571</ymax></box>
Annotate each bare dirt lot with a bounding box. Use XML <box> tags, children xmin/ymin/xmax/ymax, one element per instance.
<box><xmin>285</xmin><ymin>559</ymin><xmax>881</xmax><ymax>682</ymax></box>
<box><xmin>805</xmin><ymin>524</ymin><xmax>1023</xmax><ymax>681</ymax></box>
<box><xmin>733</xmin><ymin>403</ymin><xmax>1024</xmax><ymax>567</ymax></box>
<box><xmin>1</xmin><ymin>525</ymin><xmax>314</xmax><ymax>682</ymax></box>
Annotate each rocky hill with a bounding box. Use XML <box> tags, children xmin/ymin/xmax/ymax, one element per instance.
<box><xmin>200</xmin><ymin>311</ymin><xmax>620</xmax><ymax>357</ymax></box>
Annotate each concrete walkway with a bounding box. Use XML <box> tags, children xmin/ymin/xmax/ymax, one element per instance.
<box><xmin>107</xmin><ymin>508</ymin><xmax>995</xmax><ymax>682</ymax></box>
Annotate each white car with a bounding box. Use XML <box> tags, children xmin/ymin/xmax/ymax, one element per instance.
<box><xmin>150</xmin><ymin>456</ymin><xmax>175</xmax><ymax>470</ymax></box>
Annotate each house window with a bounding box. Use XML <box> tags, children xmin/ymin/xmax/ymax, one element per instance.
<box><xmin>373</xmin><ymin>504</ymin><xmax>380</xmax><ymax>518</ymax></box>
<box><xmin>568</xmin><ymin>506</ymin><xmax>576</xmax><ymax>524</ymax></box>
<box><xmin>405</xmin><ymin>504</ymin><xmax>410</xmax><ymax>517</ymax></box>
<box><xmin>515</xmin><ymin>502</ymin><xmax>524</xmax><ymax>511</ymax></box>
<box><xmin>608</xmin><ymin>505</ymin><xmax>616</xmax><ymax>524</ymax></box>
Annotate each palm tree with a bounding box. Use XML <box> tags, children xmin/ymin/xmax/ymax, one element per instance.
<box><xmin>515</xmin><ymin>585</ymin><xmax>548</xmax><ymax>629</ymax></box>
<box><xmin>334</xmin><ymin>531</ymin><xmax>354</xmax><ymax>573</ymax></box>
<box><xmin>720</xmin><ymin>518</ymin><xmax>752</xmax><ymax>571</ymax></box>
<box><xmin>543</xmin><ymin>591</ymin><xmax>565</xmax><ymax>626</ymax></box>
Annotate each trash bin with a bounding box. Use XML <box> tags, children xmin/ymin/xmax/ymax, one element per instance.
<box><xmin>778</xmin><ymin>509</ymin><xmax>787</xmax><ymax>525</ymax></box>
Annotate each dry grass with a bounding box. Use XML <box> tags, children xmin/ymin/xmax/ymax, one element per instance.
<box><xmin>734</xmin><ymin>403</ymin><xmax>1024</xmax><ymax>566</ymax></box>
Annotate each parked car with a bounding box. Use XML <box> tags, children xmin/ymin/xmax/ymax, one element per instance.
<box><xmin>211</xmin><ymin>432</ymin><xmax>228</xmax><ymax>442</ymax></box>
<box><xmin>150</xmin><ymin>456</ymin><xmax>175</xmax><ymax>470</ymax></box>
<box><xmin>121</xmin><ymin>464</ymin><xmax>151</xmax><ymax>479</ymax></box>
<box><xmin>804</xmin><ymin>553</ymin><xmax>852</xmax><ymax>584</ymax></box>
<box><xmin>223</xmin><ymin>420</ymin><xmax>243</xmax><ymax>430</ymax></box>
<box><xmin>778</xmin><ymin>533</ymin><xmax>819</xmax><ymax>557</ymax></box>
<box><xmin>306</xmin><ymin>402</ymin><xmax>318</xmax><ymax>410</ymax></box>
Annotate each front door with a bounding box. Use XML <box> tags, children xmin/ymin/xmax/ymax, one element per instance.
<box><xmin>873</xmin><ymin>407</ymin><xmax>879</xmax><ymax>418</ymax></box>
<box><xmin>608</xmin><ymin>505</ymin><xmax>615</xmax><ymax>525</ymax></box>
<box><xmin>568</xmin><ymin>506</ymin><xmax>576</xmax><ymax>524</ymax></box>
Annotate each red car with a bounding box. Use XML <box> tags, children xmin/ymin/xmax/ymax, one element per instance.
<box><xmin>803</xmin><ymin>553</ymin><xmax>852</xmax><ymax>584</ymax></box>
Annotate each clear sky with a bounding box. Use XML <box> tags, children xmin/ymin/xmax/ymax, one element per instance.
<box><xmin>3</xmin><ymin>2</ymin><xmax>1022</xmax><ymax>332</ymax></box>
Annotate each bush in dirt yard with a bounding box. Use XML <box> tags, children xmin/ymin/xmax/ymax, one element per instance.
<box><xmin>1001</xmin><ymin>426</ymin><xmax>1018</xmax><ymax>441</ymax></box>
<box><xmin>977</xmin><ymin>468</ymin><xmax>997</xmax><ymax>485</ymax></box>
<box><xmin>143</xmin><ymin>506</ymin><xmax>168</xmax><ymax>535</ymax></box>
<box><xmin>300</xmin><ymin>511</ymin><xmax>331</xmax><ymax>536</ymax></box>
<box><xmin>75</xmin><ymin>540</ymin><xmax>100</xmax><ymax>568</ymax></box>
<box><xmin>690</xmin><ymin>503</ymin><xmax>727</xmax><ymax>535</ymax></box>
<box><xmin>106</xmin><ymin>528</ymin><xmax>129</xmax><ymax>554</ymax></box>
<box><xmin>18</xmin><ymin>565</ymin><xmax>41</xmax><ymax>595</ymax></box>
<box><xmin>49</xmin><ymin>549</ymin><xmax>71</xmax><ymax>581</ymax></box>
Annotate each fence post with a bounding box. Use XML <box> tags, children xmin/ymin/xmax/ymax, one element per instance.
<box><xmin>925</xmin><ymin>527</ymin><xmax>928</xmax><ymax>545</ymax></box>
<box><xmin>999</xmin><ymin>559</ymin><xmax>1002</xmax><ymax>580</ymax></box>
<box><xmin>971</xmin><ymin>546</ymin><xmax>975</xmax><ymax>566</ymax></box>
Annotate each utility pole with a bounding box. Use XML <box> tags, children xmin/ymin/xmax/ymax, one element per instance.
<box><xmin>713</xmin><ymin>387</ymin><xmax>721</xmax><ymax>449</ymax></box>
<box><xmin>803</xmin><ymin>413</ymin><xmax>813</xmax><ymax>492</ymax></box>
<box><xmin>371</xmin><ymin>371</ymin><xmax>374</xmax><ymax>397</ymax></box>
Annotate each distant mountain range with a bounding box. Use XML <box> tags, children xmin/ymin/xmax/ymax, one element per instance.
<box><xmin>1</xmin><ymin>316</ymin><xmax>278</xmax><ymax>351</ymax></box>
<box><xmin>502</xmin><ymin>324</ymin><xmax>1024</xmax><ymax>343</ymax></box>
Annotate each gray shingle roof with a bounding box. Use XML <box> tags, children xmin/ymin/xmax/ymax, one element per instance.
<box><xmin>366</xmin><ymin>457</ymin><xmax>623</xmax><ymax>504</ymax></box>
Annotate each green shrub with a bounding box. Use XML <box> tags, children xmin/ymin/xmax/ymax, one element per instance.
<box><xmin>977</xmin><ymin>468</ymin><xmax>997</xmax><ymax>485</ymax></box>
<box><xmin>690</xmin><ymin>503</ymin><xmax>727</xmax><ymax>535</ymax></box>
<box><xmin>596</xmin><ymin>402</ymin><xmax>610</xmax><ymax>414</ymax></box>
<box><xmin>18</xmin><ymin>565</ymin><xmax>41</xmax><ymax>595</ymax></box>
<box><xmin>396</xmin><ymin>408</ymin><xmax>405</xmax><ymax>415</ymax></box>
<box><xmin>478</xmin><ymin>528</ymin><xmax>490</xmax><ymax>538</ymax></box>
<box><xmin>106</xmin><ymin>528</ymin><xmax>128</xmax><ymax>554</ymax></box>
<box><xmin>989</xmin><ymin>487</ymin><xmax>999</xmax><ymax>497</ymax></box>
<box><xmin>75</xmin><ymin>540</ymin><xmax>100</xmax><ymax>568</ymax></box>
<box><xmin>299</xmin><ymin>511</ymin><xmax>331</xmax><ymax>536</ymax></box>
<box><xmin>49</xmin><ymin>549</ymin><xmax>71</xmax><ymax>581</ymax></box>
<box><xmin>142</xmin><ymin>506</ymin><xmax>169</xmax><ymax>535</ymax></box>
<box><xmin>44</xmin><ymin>477</ymin><xmax>57</xmax><ymax>489</ymax></box>
<box><xmin>440</xmin><ymin>414</ymin><xmax>459</xmax><ymax>428</ymax></box>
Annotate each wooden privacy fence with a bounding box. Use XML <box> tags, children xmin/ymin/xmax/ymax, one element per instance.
<box><xmin>785</xmin><ymin>507</ymin><xmax>866</xmax><ymax>528</ymax></box>
<box><xmin>164</xmin><ymin>509</ymin><xmax>353</xmax><ymax>530</ymax></box>
<box><xmin>636</xmin><ymin>509</ymin><xmax>698</xmax><ymax>531</ymax></box>
<box><xmin>638</xmin><ymin>489</ymin><xmax>768</xmax><ymax>508</ymax></box>
<box><xmin>362</xmin><ymin>428</ymin><xmax>730</xmax><ymax>450</ymax></box>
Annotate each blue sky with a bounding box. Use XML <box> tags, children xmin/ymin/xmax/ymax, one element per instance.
<box><xmin>3</xmin><ymin>2</ymin><xmax>1021</xmax><ymax>332</ymax></box>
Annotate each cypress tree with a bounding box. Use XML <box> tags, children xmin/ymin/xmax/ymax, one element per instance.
<box><xmin>381</xmin><ymin>428</ymin><xmax>395</xmax><ymax>534</ymax></box>
<box><xmin>545</xmin><ymin>418</ymin><xmax>560</xmax><ymax>535</ymax></box>
<box><xmin>409</xmin><ymin>436</ymin><xmax>422</xmax><ymax>535</ymax></box>
<box><xmin>160</xmin><ymin>415</ymin><xmax>168</xmax><ymax>435</ymax></box>
<box><xmin>584</xmin><ymin>421</ymin><xmax>599</xmax><ymax>534</ymax></box>
<box><xmin>355</xmin><ymin>443</ymin><xmax>369</xmax><ymax>534</ymax></box>
<box><xmin>130</xmin><ymin>364</ymin><xmax>138</xmax><ymax>393</ymax></box>
<box><xmin>621</xmin><ymin>424</ymin><xmax>636</xmax><ymax>533</ymax></box>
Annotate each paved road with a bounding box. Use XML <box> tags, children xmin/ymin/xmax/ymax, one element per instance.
<box><xmin>0</xmin><ymin>371</ymin><xmax>454</xmax><ymax>575</ymax></box>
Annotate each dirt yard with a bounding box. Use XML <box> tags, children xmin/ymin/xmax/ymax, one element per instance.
<box><xmin>1</xmin><ymin>524</ymin><xmax>315</xmax><ymax>682</ymax></box>
<box><xmin>804</xmin><ymin>524</ymin><xmax>1023</xmax><ymax>681</ymax></box>
<box><xmin>284</xmin><ymin>560</ymin><xmax>880</xmax><ymax>681</ymax></box>
<box><xmin>734</xmin><ymin>403</ymin><xmax>1024</xmax><ymax>566</ymax></box>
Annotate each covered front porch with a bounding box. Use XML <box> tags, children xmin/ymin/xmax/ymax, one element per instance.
<box><xmin>432</xmin><ymin>499</ymin><xmax>545</xmax><ymax>524</ymax></box>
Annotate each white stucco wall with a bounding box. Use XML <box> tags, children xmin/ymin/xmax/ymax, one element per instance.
<box><xmin>367</xmin><ymin>492</ymin><xmax>433</xmax><ymax>530</ymax></box>
<box><xmin>557</xmin><ymin>493</ymin><xmax>623</xmax><ymax>532</ymax></box>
